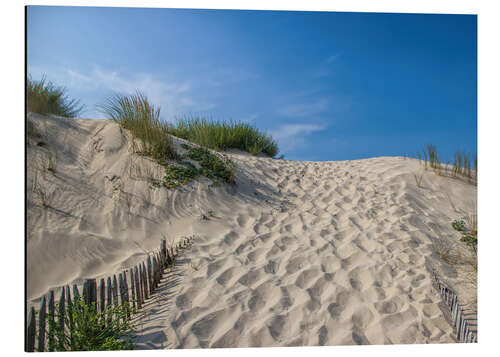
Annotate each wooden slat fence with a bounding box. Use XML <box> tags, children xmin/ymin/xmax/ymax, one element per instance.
<box><xmin>431</xmin><ymin>270</ymin><xmax>477</xmax><ymax>343</ymax></box>
<box><xmin>25</xmin><ymin>237</ymin><xmax>192</xmax><ymax>352</ymax></box>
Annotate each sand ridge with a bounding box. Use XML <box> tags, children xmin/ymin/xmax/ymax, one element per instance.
<box><xmin>27</xmin><ymin>114</ymin><xmax>477</xmax><ymax>348</ymax></box>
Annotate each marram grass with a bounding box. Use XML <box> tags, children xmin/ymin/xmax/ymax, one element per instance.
<box><xmin>98</xmin><ymin>91</ymin><xmax>178</xmax><ymax>163</ymax></box>
<box><xmin>27</xmin><ymin>75</ymin><xmax>84</xmax><ymax>118</ymax></box>
<box><xmin>169</xmin><ymin>117</ymin><xmax>279</xmax><ymax>157</ymax></box>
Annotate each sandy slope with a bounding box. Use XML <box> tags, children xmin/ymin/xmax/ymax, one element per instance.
<box><xmin>27</xmin><ymin>114</ymin><xmax>477</xmax><ymax>347</ymax></box>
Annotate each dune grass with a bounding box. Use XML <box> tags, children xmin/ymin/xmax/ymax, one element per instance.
<box><xmin>418</xmin><ymin>144</ymin><xmax>477</xmax><ymax>184</ymax></box>
<box><xmin>27</xmin><ymin>75</ymin><xmax>84</xmax><ymax>118</ymax></box>
<box><xmin>99</xmin><ymin>92</ymin><xmax>238</xmax><ymax>188</ymax></box>
<box><xmin>169</xmin><ymin>117</ymin><xmax>279</xmax><ymax>157</ymax></box>
<box><xmin>98</xmin><ymin>92</ymin><xmax>179</xmax><ymax>163</ymax></box>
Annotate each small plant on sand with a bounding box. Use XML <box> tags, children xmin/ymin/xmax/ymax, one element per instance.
<box><xmin>432</xmin><ymin>238</ymin><xmax>459</xmax><ymax>265</ymax></box>
<box><xmin>98</xmin><ymin>91</ymin><xmax>178</xmax><ymax>163</ymax></box>
<box><xmin>452</xmin><ymin>219</ymin><xmax>467</xmax><ymax>232</ymax></box>
<box><xmin>413</xmin><ymin>172</ymin><xmax>424</xmax><ymax>188</ymax></box>
<box><xmin>46</xmin><ymin>152</ymin><xmax>56</xmax><ymax>173</ymax></box>
<box><xmin>27</xmin><ymin>75</ymin><xmax>84</xmax><ymax>118</ymax></box>
<box><xmin>47</xmin><ymin>297</ymin><xmax>135</xmax><ymax>351</ymax></box>
<box><xmin>452</xmin><ymin>212</ymin><xmax>477</xmax><ymax>253</ymax></box>
<box><xmin>31</xmin><ymin>172</ymin><xmax>51</xmax><ymax>207</ymax></box>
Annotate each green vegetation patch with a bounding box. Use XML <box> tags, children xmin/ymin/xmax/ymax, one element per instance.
<box><xmin>185</xmin><ymin>147</ymin><xmax>236</xmax><ymax>184</ymax></box>
<box><xmin>27</xmin><ymin>75</ymin><xmax>84</xmax><ymax>118</ymax></box>
<box><xmin>46</xmin><ymin>296</ymin><xmax>135</xmax><ymax>351</ymax></box>
<box><xmin>162</xmin><ymin>146</ymin><xmax>236</xmax><ymax>188</ymax></box>
<box><xmin>452</xmin><ymin>217</ymin><xmax>477</xmax><ymax>252</ymax></box>
<box><xmin>169</xmin><ymin>117</ymin><xmax>279</xmax><ymax>157</ymax></box>
<box><xmin>163</xmin><ymin>163</ymin><xmax>199</xmax><ymax>188</ymax></box>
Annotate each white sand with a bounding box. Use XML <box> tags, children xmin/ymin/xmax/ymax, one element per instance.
<box><xmin>27</xmin><ymin>113</ymin><xmax>477</xmax><ymax>347</ymax></box>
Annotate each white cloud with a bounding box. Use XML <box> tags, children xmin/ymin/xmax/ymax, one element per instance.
<box><xmin>28</xmin><ymin>65</ymin><xmax>213</xmax><ymax>120</ymax></box>
<box><xmin>270</xmin><ymin>123</ymin><xmax>326</xmax><ymax>154</ymax></box>
<box><xmin>277</xmin><ymin>98</ymin><xmax>329</xmax><ymax>118</ymax></box>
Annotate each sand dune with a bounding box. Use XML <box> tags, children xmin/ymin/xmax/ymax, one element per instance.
<box><xmin>27</xmin><ymin>113</ymin><xmax>477</xmax><ymax>347</ymax></box>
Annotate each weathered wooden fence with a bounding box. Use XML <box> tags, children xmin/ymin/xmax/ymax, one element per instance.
<box><xmin>431</xmin><ymin>270</ymin><xmax>477</xmax><ymax>343</ymax></box>
<box><xmin>26</xmin><ymin>237</ymin><xmax>192</xmax><ymax>352</ymax></box>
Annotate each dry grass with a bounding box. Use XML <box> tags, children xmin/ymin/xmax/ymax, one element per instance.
<box><xmin>413</xmin><ymin>172</ymin><xmax>424</xmax><ymax>188</ymax></box>
<box><xmin>30</xmin><ymin>171</ymin><xmax>51</xmax><ymax>208</ymax></box>
<box><xmin>418</xmin><ymin>144</ymin><xmax>477</xmax><ymax>185</ymax></box>
<box><xmin>432</xmin><ymin>237</ymin><xmax>461</xmax><ymax>265</ymax></box>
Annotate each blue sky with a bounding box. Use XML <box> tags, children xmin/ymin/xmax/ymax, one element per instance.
<box><xmin>27</xmin><ymin>6</ymin><xmax>477</xmax><ymax>161</ymax></box>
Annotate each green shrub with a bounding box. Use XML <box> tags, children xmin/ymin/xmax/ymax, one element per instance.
<box><xmin>27</xmin><ymin>75</ymin><xmax>84</xmax><ymax>118</ymax></box>
<box><xmin>169</xmin><ymin>117</ymin><xmax>279</xmax><ymax>157</ymax></box>
<box><xmin>48</xmin><ymin>296</ymin><xmax>135</xmax><ymax>351</ymax></box>
<box><xmin>98</xmin><ymin>91</ymin><xmax>178</xmax><ymax>163</ymax></box>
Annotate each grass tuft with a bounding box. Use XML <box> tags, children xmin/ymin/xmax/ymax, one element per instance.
<box><xmin>169</xmin><ymin>117</ymin><xmax>279</xmax><ymax>157</ymax></box>
<box><xmin>27</xmin><ymin>75</ymin><xmax>84</xmax><ymax>118</ymax></box>
<box><xmin>417</xmin><ymin>144</ymin><xmax>476</xmax><ymax>185</ymax></box>
<box><xmin>98</xmin><ymin>91</ymin><xmax>178</xmax><ymax>163</ymax></box>
<box><xmin>48</xmin><ymin>296</ymin><xmax>135</xmax><ymax>351</ymax></box>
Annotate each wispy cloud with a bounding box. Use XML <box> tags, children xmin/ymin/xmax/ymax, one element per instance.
<box><xmin>28</xmin><ymin>65</ymin><xmax>214</xmax><ymax>120</ymax></box>
<box><xmin>270</xmin><ymin>123</ymin><xmax>327</xmax><ymax>154</ymax></box>
<box><xmin>277</xmin><ymin>98</ymin><xmax>329</xmax><ymax>118</ymax></box>
<box><xmin>326</xmin><ymin>54</ymin><xmax>339</xmax><ymax>64</ymax></box>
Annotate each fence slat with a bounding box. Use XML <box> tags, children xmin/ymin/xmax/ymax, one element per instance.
<box><xmin>123</xmin><ymin>271</ymin><xmax>131</xmax><ymax>318</ymax></box>
<box><xmin>90</xmin><ymin>279</ymin><xmax>97</xmax><ymax>311</ymax></box>
<box><xmin>57</xmin><ymin>288</ymin><xmax>66</xmax><ymax>349</ymax></box>
<box><xmin>119</xmin><ymin>273</ymin><xmax>125</xmax><ymax>306</ymax></box>
<box><xmin>141</xmin><ymin>263</ymin><xmax>148</xmax><ymax>300</ymax></box>
<box><xmin>82</xmin><ymin>280</ymin><xmax>90</xmax><ymax>306</ymax></box>
<box><xmin>37</xmin><ymin>296</ymin><xmax>47</xmax><ymax>351</ymax></box>
<box><xmin>106</xmin><ymin>277</ymin><xmax>112</xmax><ymax>308</ymax></box>
<box><xmin>65</xmin><ymin>285</ymin><xmax>74</xmax><ymax>348</ymax></box>
<box><xmin>99</xmin><ymin>278</ymin><xmax>106</xmax><ymax>313</ymax></box>
<box><xmin>72</xmin><ymin>284</ymin><xmax>80</xmax><ymax>300</ymax></box>
<box><xmin>147</xmin><ymin>256</ymin><xmax>153</xmax><ymax>294</ymax></box>
<box><xmin>129</xmin><ymin>268</ymin><xmax>136</xmax><ymax>311</ymax></box>
<box><xmin>118</xmin><ymin>273</ymin><xmax>126</xmax><ymax>322</ymax></box>
<box><xmin>112</xmin><ymin>275</ymin><xmax>119</xmax><ymax>307</ymax></box>
<box><xmin>135</xmin><ymin>265</ymin><xmax>142</xmax><ymax>308</ymax></box>
<box><xmin>48</xmin><ymin>290</ymin><xmax>55</xmax><ymax>351</ymax></box>
<box><xmin>162</xmin><ymin>239</ymin><xmax>167</xmax><ymax>266</ymax></box>
<box><xmin>26</xmin><ymin>306</ymin><xmax>36</xmax><ymax>352</ymax></box>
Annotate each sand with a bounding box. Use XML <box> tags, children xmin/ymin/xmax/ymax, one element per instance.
<box><xmin>27</xmin><ymin>113</ymin><xmax>477</xmax><ymax>348</ymax></box>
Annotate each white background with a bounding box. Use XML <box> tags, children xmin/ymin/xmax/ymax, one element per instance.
<box><xmin>1</xmin><ymin>1</ymin><xmax>498</xmax><ymax>356</ymax></box>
